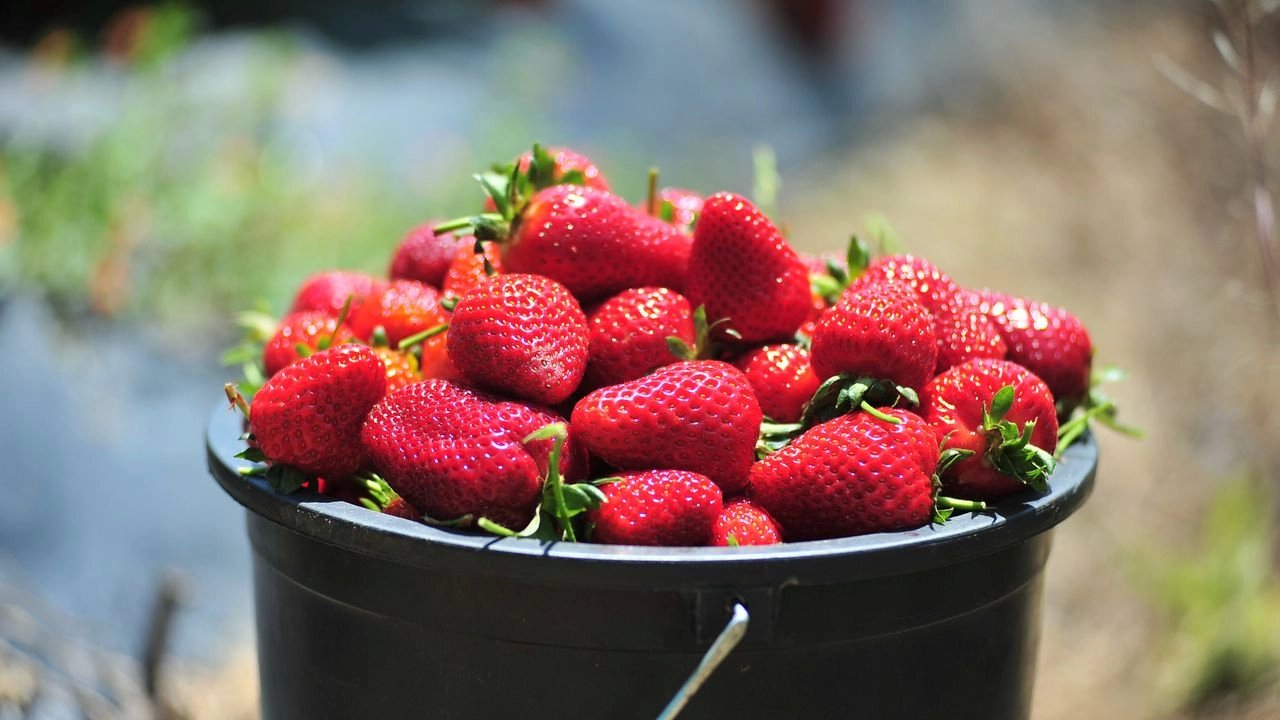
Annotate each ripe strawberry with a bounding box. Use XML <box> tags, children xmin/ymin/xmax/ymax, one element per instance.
<box><xmin>361</xmin><ymin>380</ymin><xmax>588</xmax><ymax>528</ymax></box>
<box><xmin>686</xmin><ymin>192</ymin><xmax>811</xmax><ymax>344</ymax></box>
<box><xmin>586</xmin><ymin>470</ymin><xmax>722</xmax><ymax>546</ymax></box>
<box><xmin>582</xmin><ymin>287</ymin><xmax>694</xmax><ymax>389</ymax></box>
<box><xmin>851</xmin><ymin>254</ymin><xmax>959</xmax><ymax>314</ymax></box>
<box><xmin>650</xmin><ymin>187</ymin><xmax>703</xmax><ymax>232</ymax></box>
<box><xmin>931</xmin><ymin>303</ymin><xmax>1008</xmax><ymax>373</ymax></box>
<box><xmin>371</xmin><ymin>346</ymin><xmax>422</xmax><ymax>393</ymax></box>
<box><xmin>571</xmin><ymin>360</ymin><xmax>762</xmax><ymax>493</ymax></box>
<box><xmin>809</xmin><ymin>282</ymin><xmax>937</xmax><ymax>390</ymax></box>
<box><xmin>441</xmin><ymin>241</ymin><xmax>504</xmax><ymax>304</ymax></box>
<box><xmin>501</xmin><ymin>185</ymin><xmax>690</xmax><ymax>301</ymax></box>
<box><xmin>919</xmin><ymin>359</ymin><xmax>1058</xmax><ymax>500</ymax></box>
<box><xmin>389</xmin><ymin>222</ymin><xmax>471</xmax><ymax>287</ymax></box>
<box><xmin>732</xmin><ymin>344</ymin><xmax>820</xmax><ymax>423</ymax></box>
<box><xmin>711</xmin><ymin>499</ymin><xmax>782</xmax><ymax>546</ymax></box>
<box><xmin>349</xmin><ymin>280</ymin><xmax>448</xmax><ymax>348</ymax></box>
<box><xmin>290</xmin><ymin>271</ymin><xmax>385</xmax><ymax>317</ymax></box>
<box><xmin>447</xmin><ymin>274</ymin><xmax>589</xmax><ymax>405</ymax></box>
<box><xmin>511</xmin><ymin>146</ymin><xmax>611</xmax><ymax>192</ymax></box>
<box><xmin>967</xmin><ymin>289</ymin><xmax>1094</xmax><ymax>410</ymax></box>
<box><xmin>250</xmin><ymin>344</ymin><xmax>386</xmax><ymax>480</ymax></box>
<box><xmin>262</xmin><ymin>311</ymin><xmax>356</xmax><ymax>378</ymax></box>
<box><xmin>749</xmin><ymin>408</ymin><xmax>940</xmax><ymax>540</ymax></box>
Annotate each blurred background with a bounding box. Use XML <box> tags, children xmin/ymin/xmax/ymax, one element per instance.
<box><xmin>1</xmin><ymin>0</ymin><xmax>1279</xmax><ymax>717</ymax></box>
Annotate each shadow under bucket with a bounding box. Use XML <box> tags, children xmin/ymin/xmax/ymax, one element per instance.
<box><xmin>206</xmin><ymin>405</ymin><xmax>1097</xmax><ymax>720</ymax></box>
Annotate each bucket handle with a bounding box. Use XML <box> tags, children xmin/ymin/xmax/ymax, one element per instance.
<box><xmin>656</xmin><ymin>601</ymin><xmax>750</xmax><ymax>720</ymax></box>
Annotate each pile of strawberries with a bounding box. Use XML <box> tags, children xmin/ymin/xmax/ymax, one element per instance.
<box><xmin>226</xmin><ymin>145</ymin><xmax>1123</xmax><ymax>547</ymax></box>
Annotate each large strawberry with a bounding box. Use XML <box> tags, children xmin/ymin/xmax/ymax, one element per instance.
<box><xmin>967</xmin><ymin>289</ymin><xmax>1093</xmax><ymax>411</ymax></box>
<box><xmin>711</xmin><ymin>499</ymin><xmax>782</xmax><ymax>546</ymax></box>
<box><xmin>685</xmin><ymin>192</ymin><xmax>811</xmax><ymax>344</ymax></box>
<box><xmin>750</xmin><ymin>408</ymin><xmax>948</xmax><ymax>540</ymax></box>
<box><xmin>348</xmin><ymin>280</ymin><xmax>448</xmax><ymax>348</ymax></box>
<box><xmin>732</xmin><ymin>344</ymin><xmax>820</xmax><ymax>423</ymax></box>
<box><xmin>262</xmin><ymin>311</ymin><xmax>356</xmax><ymax>378</ymax></box>
<box><xmin>919</xmin><ymin>359</ymin><xmax>1058</xmax><ymax>499</ymax></box>
<box><xmin>571</xmin><ymin>360</ymin><xmax>761</xmax><ymax>493</ymax></box>
<box><xmin>361</xmin><ymin>380</ymin><xmax>588</xmax><ymax>529</ymax></box>
<box><xmin>586</xmin><ymin>470</ymin><xmax>722</xmax><ymax>546</ymax></box>
<box><xmin>250</xmin><ymin>344</ymin><xmax>386</xmax><ymax>481</ymax></box>
<box><xmin>389</xmin><ymin>222</ymin><xmax>471</xmax><ymax>287</ymax></box>
<box><xmin>809</xmin><ymin>281</ymin><xmax>937</xmax><ymax>390</ymax></box>
<box><xmin>290</xmin><ymin>270</ymin><xmax>385</xmax><ymax>317</ymax></box>
<box><xmin>447</xmin><ymin>273</ymin><xmax>589</xmax><ymax>405</ymax></box>
<box><xmin>582</xmin><ymin>286</ymin><xmax>694</xmax><ymax>389</ymax></box>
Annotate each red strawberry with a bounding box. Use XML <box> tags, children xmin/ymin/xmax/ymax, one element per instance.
<box><xmin>250</xmin><ymin>344</ymin><xmax>386</xmax><ymax>480</ymax></box>
<box><xmin>512</xmin><ymin>146</ymin><xmax>611</xmax><ymax>192</ymax></box>
<box><xmin>370</xmin><ymin>346</ymin><xmax>422</xmax><ymax>393</ymax></box>
<box><xmin>651</xmin><ymin>187</ymin><xmax>703</xmax><ymax>232</ymax></box>
<box><xmin>686</xmin><ymin>192</ymin><xmax>811</xmax><ymax>344</ymax></box>
<box><xmin>502</xmin><ymin>185</ymin><xmax>690</xmax><ymax>301</ymax></box>
<box><xmin>571</xmin><ymin>360</ymin><xmax>762</xmax><ymax>493</ymax></box>
<box><xmin>809</xmin><ymin>282</ymin><xmax>937</xmax><ymax>390</ymax></box>
<box><xmin>749</xmin><ymin>408</ymin><xmax>940</xmax><ymax>540</ymax></box>
<box><xmin>441</xmin><ymin>241</ymin><xmax>504</xmax><ymax>304</ymax></box>
<box><xmin>361</xmin><ymin>380</ymin><xmax>588</xmax><ymax>528</ymax></box>
<box><xmin>262</xmin><ymin>311</ymin><xmax>356</xmax><ymax>378</ymax></box>
<box><xmin>586</xmin><ymin>470</ymin><xmax>722</xmax><ymax>546</ymax></box>
<box><xmin>447</xmin><ymin>274</ymin><xmax>589</xmax><ymax>405</ymax></box>
<box><xmin>732</xmin><ymin>344</ymin><xmax>820</xmax><ymax>423</ymax></box>
<box><xmin>967</xmin><ymin>290</ymin><xmax>1094</xmax><ymax>410</ymax></box>
<box><xmin>349</xmin><ymin>280</ymin><xmax>448</xmax><ymax>348</ymax></box>
<box><xmin>388</xmin><ymin>222</ymin><xmax>471</xmax><ymax>287</ymax></box>
<box><xmin>919</xmin><ymin>359</ymin><xmax>1058</xmax><ymax>500</ymax></box>
<box><xmin>711</xmin><ymin>499</ymin><xmax>782</xmax><ymax>546</ymax></box>
<box><xmin>932</xmin><ymin>303</ymin><xmax>1008</xmax><ymax>373</ymax></box>
<box><xmin>290</xmin><ymin>271</ymin><xmax>385</xmax><ymax>317</ymax></box>
<box><xmin>582</xmin><ymin>287</ymin><xmax>694</xmax><ymax>389</ymax></box>
<box><xmin>851</xmin><ymin>254</ymin><xmax>959</xmax><ymax>314</ymax></box>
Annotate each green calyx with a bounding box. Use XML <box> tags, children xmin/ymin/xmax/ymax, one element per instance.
<box><xmin>931</xmin><ymin>448</ymin><xmax>985</xmax><ymax>524</ymax></box>
<box><xmin>980</xmin><ymin>385</ymin><xmax>1056</xmax><ymax>493</ymax></box>
<box><xmin>354</xmin><ymin>472</ymin><xmax>402</xmax><ymax>513</ymax></box>
<box><xmin>756</xmin><ymin>373</ymin><xmax>918</xmax><ymax>456</ymax></box>
<box><xmin>809</xmin><ymin>235</ymin><xmax>872</xmax><ymax>305</ymax></box>
<box><xmin>666</xmin><ymin>305</ymin><xmax>741</xmax><ymax>362</ymax></box>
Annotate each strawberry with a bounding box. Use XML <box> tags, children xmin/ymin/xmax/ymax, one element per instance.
<box><xmin>582</xmin><ymin>287</ymin><xmax>695</xmax><ymax>389</ymax></box>
<box><xmin>685</xmin><ymin>192</ymin><xmax>811</xmax><ymax>344</ymax></box>
<box><xmin>447</xmin><ymin>273</ymin><xmax>589</xmax><ymax>405</ymax></box>
<box><xmin>919</xmin><ymin>359</ymin><xmax>1058</xmax><ymax>500</ymax></box>
<box><xmin>370</xmin><ymin>346</ymin><xmax>422</xmax><ymax>393</ymax></box>
<box><xmin>250</xmin><ymin>344</ymin><xmax>386</xmax><ymax>481</ymax></box>
<box><xmin>749</xmin><ymin>408</ymin><xmax>941</xmax><ymax>540</ymax></box>
<box><xmin>967</xmin><ymin>289</ymin><xmax>1093</xmax><ymax>411</ymax></box>
<box><xmin>585</xmin><ymin>470</ymin><xmax>722</xmax><ymax>546</ymax></box>
<box><xmin>571</xmin><ymin>360</ymin><xmax>762</xmax><ymax>493</ymax></box>
<box><xmin>361</xmin><ymin>380</ymin><xmax>588</xmax><ymax>529</ymax></box>
<box><xmin>349</xmin><ymin>280</ymin><xmax>448</xmax><ymax>349</ymax></box>
<box><xmin>262</xmin><ymin>311</ymin><xmax>356</xmax><ymax>378</ymax></box>
<box><xmin>383</xmin><ymin>496</ymin><xmax>420</xmax><ymax>520</ymax></box>
<box><xmin>711</xmin><ymin>499</ymin><xmax>782</xmax><ymax>546</ymax></box>
<box><xmin>650</xmin><ymin>187</ymin><xmax>703</xmax><ymax>232</ymax></box>
<box><xmin>388</xmin><ymin>222</ymin><xmax>471</xmax><ymax>287</ymax></box>
<box><xmin>290</xmin><ymin>271</ymin><xmax>385</xmax><ymax>317</ymax></box>
<box><xmin>851</xmin><ymin>254</ymin><xmax>960</xmax><ymax>314</ymax></box>
<box><xmin>510</xmin><ymin>146</ymin><xmax>611</xmax><ymax>192</ymax></box>
<box><xmin>809</xmin><ymin>281</ymin><xmax>937</xmax><ymax>391</ymax></box>
<box><xmin>441</xmin><ymin>241</ymin><xmax>504</xmax><ymax>305</ymax></box>
<box><xmin>931</xmin><ymin>303</ymin><xmax>1008</xmax><ymax>373</ymax></box>
<box><xmin>732</xmin><ymin>344</ymin><xmax>820</xmax><ymax>423</ymax></box>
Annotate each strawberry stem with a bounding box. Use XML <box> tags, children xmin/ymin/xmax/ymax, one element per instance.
<box><xmin>224</xmin><ymin>383</ymin><xmax>250</xmax><ymax>419</ymax></box>
<box><xmin>860</xmin><ymin>402</ymin><xmax>901</xmax><ymax>424</ymax></box>
<box><xmin>936</xmin><ymin>496</ymin><xmax>988</xmax><ymax>512</ymax></box>
<box><xmin>319</xmin><ymin>293</ymin><xmax>354</xmax><ymax>351</ymax></box>
<box><xmin>647</xmin><ymin>167</ymin><xmax>659</xmax><ymax>217</ymax></box>
<box><xmin>524</xmin><ymin>423</ymin><xmax>576</xmax><ymax>542</ymax></box>
<box><xmin>397</xmin><ymin>323</ymin><xmax>449</xmax><ymax>351</ymax></box>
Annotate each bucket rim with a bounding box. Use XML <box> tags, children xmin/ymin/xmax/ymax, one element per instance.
<box><xmin>206</xmin><ymin>402</ymin><xmax>1096</xmax><ymax>581</ymax></box>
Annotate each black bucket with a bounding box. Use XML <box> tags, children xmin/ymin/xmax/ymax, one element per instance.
<box><xmin>206</xmin><ymin>404</ymin><xmax>1097</xmax><ymax>720</ymax></box>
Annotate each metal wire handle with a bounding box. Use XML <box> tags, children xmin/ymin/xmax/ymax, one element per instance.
<box><xmin>656</xmin><ymin>602</ymin><xmax>750</xmax><ymax>720</ymax></box>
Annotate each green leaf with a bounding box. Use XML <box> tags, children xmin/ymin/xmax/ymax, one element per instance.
<box><xmin>727</xmin><ymin>534</ymin><xmax>740</xmax><ymax>547</ymax></box>
<box><xmin>530</xmin><ymin>143</ymin><xmax>557</xmax><ymax>189</ymax></box>
<box><xmin>988</xmin><ymin>385</ymin><xmax>1016</xmax><ymax>424</ymax></box>
<box><xmin>666</xmin><ymin>336</ymin><xmax>696</xmax><ymax>361</ymax></box>
<box><xmin>476</xmin><ymin>171</ymin><xmax>512</xmax><ymax>218</ymax></box>
<box><xmin>294</xmin><ymin>342</ymin><xmax>313</xmax><ymax>358</ymax></box>
<box><xmin>659</xmin><ymin>200</ymin><xmax>676</xmax><ymax>224</ymax></box>
<box><xmin>234</xmin><ymin>446</ymin><xmax>267</xmax><ymax>463</ymax></box>
<box><xmin>559</xmin><ymin>169</ymin><xmax>586</xmax><ymax>186</ymax></box>
<box><xmin>846</xmin><ymin>234</ymin><xmax>872</xmax><ymax>276</ymax></box>
<box><xmin>265</xmin><ymin>465</ymin><xmax>307</xmax><ymax>494</ymax></box>
<box><xmin>865</xmin><ymin>213</ymin><xmax>904</xmax><ymax>254</ymax></box>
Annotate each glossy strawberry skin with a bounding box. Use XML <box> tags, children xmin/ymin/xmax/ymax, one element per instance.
<box><xmin>967</xmin><ymin>290</ymin><xmax>1093</xmax><ymax>408</ymax></box>
<box><xmin>920</xmin><ymin>359</ymin><xmax>1059</xmax><ymax>500</ymax></box>
<box><xmin>571</xmin><ymin>360</ymin><xmax>762</xmax><ymax>493</ymax></box>
<box><xmin>447</xmin><ymin>274</ymin><xmax>589</xmax><ymax>405</ymax></box>
<box><xmin>389</xmin><ymin>222</ymin><xmax>471</xmax><ymax>288</ymax></box>
<box><xmin>749</xmin><ymin>408</ymin><xmax>939</xmax><ymax>540</ymax></box>
<box><xmin>442</xmin><ymin>242</ymin><xmax>505</xmax><ymax>304</ymax></box>
<box><xmin>371</xmin><ymin>347</ymin><xmax>422</xmax><ymax>393</ymax></box>
<box><xmin>653</xmin><ymin>188</ymin><xmax>703</xmax><ymax>232</ymax></box>
<box><xmin>809</xmin><ymin>282</ymin><xmax>938</xmax><ymax>390</ymax></box>
<box><xmin>262</xmin><ymin>311</ymin><xmax>357</xmax><ymax>378</ymax></box>
<box><xmin>250</xmin><ymin>344</ymin><xmax>387</xmax><ymax>479</ymax></box>
<box><xmin>732</xmin><ymin>344</ymin><xmax>820</xmax><ymax>423</ymax></box>
<box><xmin>932</xmin><ymin>303</ymin><xmax>1008</xmax><ymax>373</ymax></box>
<box><xmin>711</xmin><ymin>499</ymin><xmax>783</xmax><ymax>546</ymax></box>
<box><xmin>852</xmin><ymin>254</ymin><xmax>960</xmax><ymax>314</ymax></box>
<box><xmin>583</xmin><ymin>287</ymin><xmax>694</xmax><ymax>389</ymax></box>
<box><xmin>361</xmin><ymin>379</ymin><xmax>588</xmax><ymax>528</ymax></box>
<box><xmin>349</xmin><ymin>280</ymin><xmax>448</xmax><ymax>348</ymax></box>
<box><xmin>586</xmin><ymin>470</ymin><xmax>722</xmax><ymax>546</ymax></box>
<box><xmin>686</xmin><ymin>192</ymin><xmax>811</xmax><ymax>344</ymax></box>
<box><xmin>290</xmin><ymin>271</ymin><xmax>386</xmax><ymax>318</ymax></box>
<box><xmin>505</xmin><ymin>185</ymin><xmax>689</xmax><ymax>302</ymax></box>
<box><xmin>516</xmin><ymin>146</ymin><xmax>611</xmax><ymax>191</ymax></box>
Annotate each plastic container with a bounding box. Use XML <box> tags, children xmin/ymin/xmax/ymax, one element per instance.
<box><xmin>205</xmin><ymin>404</ymin><xmax>1097</xmax><ymax>720</ymax></box>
